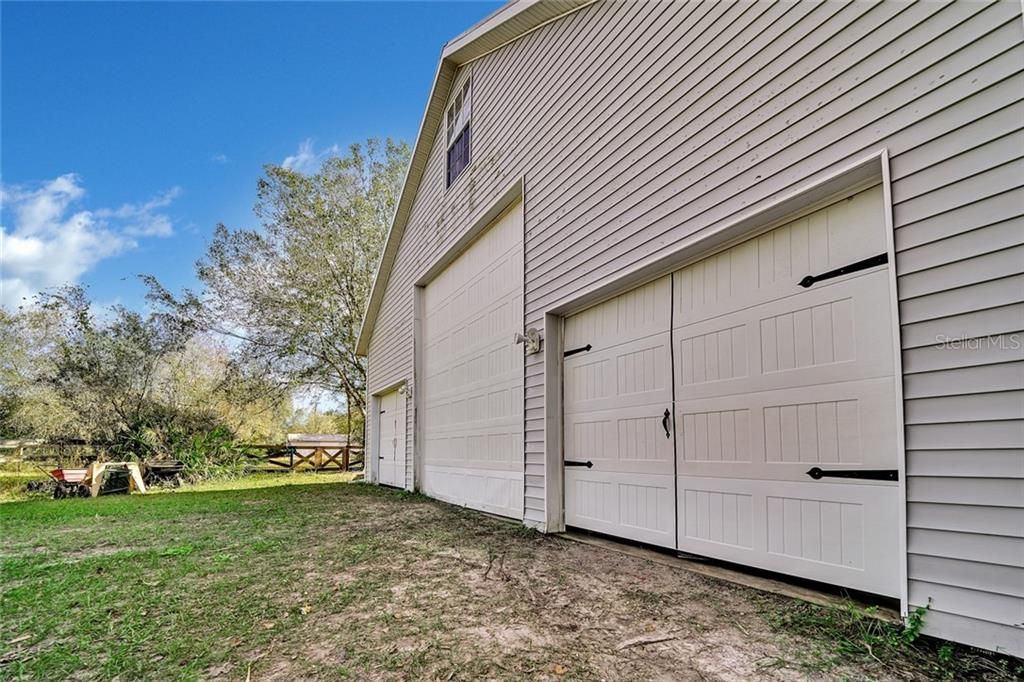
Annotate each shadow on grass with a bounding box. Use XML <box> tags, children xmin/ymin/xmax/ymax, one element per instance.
<box><xmin>0</xmin><ymin>475</ymin><xmax>390</xmax><ymax>525</ymax></box>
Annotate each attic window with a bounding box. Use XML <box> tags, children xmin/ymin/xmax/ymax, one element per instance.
<box><xmin>445</xmin><ymin>78</ymin><xmax>471</xmax><ymax>188</ymax></box>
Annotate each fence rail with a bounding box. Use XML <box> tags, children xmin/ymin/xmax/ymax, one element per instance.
<box><xmin>244</xmin><ymin>444</ymin><xmax>364</xmax><ymax>472</ymax></box>
<box><xmin>0</xmin><ymin>441</ymin><xmax>103</xmax><ymax>468</ymax></box>
<box><xmin>0</xmin><ymin>441</ymin><xmax>364</xmax><ymax>472</ymax></box>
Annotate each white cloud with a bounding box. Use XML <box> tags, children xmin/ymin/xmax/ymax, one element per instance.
<box><xmin>95</xmin><ymin>186</ymin><xmax>181</xmax><ymax>237</ymax></box>
<box><xmin>210</xmin><ymin>153</ymin><xmax>230</xmax><ymax>164</ymax></box>
<box><xmin>0</xmin><ymin>174</ymin><xmax>180</xmax><ymax>309</ymax></box>
<box><xmin>282</xmin><ymin>139</ymin><xmax>317</xmax><ymax>173</ymax></box>
<box><xmin>281</xmin><ymin>138</ymin><xmax>340</xmax><ymax>174</ymax></box>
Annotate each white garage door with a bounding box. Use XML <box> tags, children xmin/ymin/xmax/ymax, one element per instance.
<box><xmin>563</xmin><ymin>277</ymin><xmax>676</xmax><ymax>548</ymax></box>
<box><xmin>563</xmin><ymin>187</ymin><xmax>900</xmax><ymax>596</ymax></box>
<box><xmin>422</xmin><ymin>203</ymin><xmax>525</xmax><ymax>518</ymax></box>
<box><xmin>673</xmin><ymin>186</ymin><xmax>899</xmax><ymax>596</ymax></box>
<box><xmin>376</xmin><ymin>388</ymin><xmax>406</xmax><ymax>488</ymax></box>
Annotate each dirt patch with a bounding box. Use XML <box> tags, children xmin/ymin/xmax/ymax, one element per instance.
<box><xmin>65</xmin><ymin>543</ymin><xmax>127</xmax><ymax>559</ymax></box>
<box><xmin>246</xmin><ymin>498</ymin><xmax>921</xmax><ymax>681</ymax></box>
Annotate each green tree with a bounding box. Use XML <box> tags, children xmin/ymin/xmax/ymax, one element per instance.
<box><xmin>155</xmin><ymin>335</ymin><xmax>292</xmax><ymax>443</ymax></box>
<box><xmin>0</xmin><ymin>305</ymin><xmax>73</xmax><ymax>439</ymax></box>
<box><xmin>36</xmin><ymin>286</ymin><xmax>202</xmax><ymax>455</ymax></box>
<box><xmin>1</xmin><ymin>291</ymin><xmax>292</xmax><ymax>451</ymax></box>
<box><xmin>147</xmin><ymin>138</ymin><xmax>409</xmax><ymax>442</ymax></box>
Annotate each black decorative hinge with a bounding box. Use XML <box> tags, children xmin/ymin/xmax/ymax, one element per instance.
<box><xmin>564</xmin><ymin>344</ymin><xmax>592</xmax><ymax>358</ymax></box>
<box><xmin>564</xmin><ymin>460</ymin><xmax>593</xmax><ymax>468</ymax></box>
<box><xmin>799</xmin><ymin>253</ymin><xmax>888</xmax><ymax>288</ymax></box>
<box><xmin>806</xmin><ymin>467</ymin><xmax>898</xmax><ymax>482</ymax></box>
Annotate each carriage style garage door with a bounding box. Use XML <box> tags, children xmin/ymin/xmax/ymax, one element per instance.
<box><xmin>564</xmin><ymin>187</ymin><xmax>901</xmax><ymax>596</ymax></box>
<box><xmin>563</xmin><ymin>276</ymin><xmax>676</xmax><ymax>548</ymax></box>
<box><xmin>421</xmin><ymin>203</ymin><xmax>525</xmax><ymax>518</ymax></box>
<box><xmin>377</xmin><ymin>388</ymin><xmax>406</xmax><ymax>488</ymax></box>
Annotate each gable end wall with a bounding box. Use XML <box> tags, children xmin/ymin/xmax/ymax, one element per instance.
<box><xmin>365</xmin><ymin>0</ymin><xmax>1024</xmax><ymax>655</ymax></box>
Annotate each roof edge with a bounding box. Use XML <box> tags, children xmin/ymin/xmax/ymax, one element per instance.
<box><xmin>443</xmin><ymin>0</ymin><xmax>595</xmax><ymax>64</ymax></box>
<box><xmin>355</xmin><ymin>56</ymin><xmax>454</xmax><ymax>356</ymax></box>
<box><xmin>356</xmin><ymin>0</ymin><xmax>595</xmax><ymax>359</ymax></box>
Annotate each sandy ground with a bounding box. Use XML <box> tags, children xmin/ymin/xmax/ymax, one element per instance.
<box><xmin>244</xmin><ymin>494</ymin><xmax>918</xmax><ymax>681</ymax></box>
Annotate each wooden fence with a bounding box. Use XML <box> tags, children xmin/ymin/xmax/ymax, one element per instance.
<box><xmin>245</xmin><ymin>444</ymin><xmax>364</xmax><ymax>472</ymax></box>
<box><xmin>0</xmin><ymin>440</ymin><xmax>364</xmax><ymax>472</ymax></box>
<box><xmin>0</xmin><ymin>441</ymin><xmax>101</xmax><ymax>469</ymax></box>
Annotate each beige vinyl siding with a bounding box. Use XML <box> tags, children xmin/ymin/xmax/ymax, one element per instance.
<box><xmin>364</xmin><ymin>0</ymin><xmax>1024</xmax><ymax>652</ymax></box>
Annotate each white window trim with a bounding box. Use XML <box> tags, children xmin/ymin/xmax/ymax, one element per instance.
<box><xmin>446</xmin><ymin>78</ymin><xmax>472</xmax><ymax>150</ymax></box>
<box><xmin>445</xmin><ymin>77</ymin><xmax>473</xmax><ymax>189</ymax></box>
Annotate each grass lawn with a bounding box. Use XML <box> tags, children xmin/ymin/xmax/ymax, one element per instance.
<box><xmin>0</xmin><ymin>470</ymin><xmax>49</xmax><ymax>504</ymax></box>
<box><xmin>1</xmin><ymin>475</ymin><xmax>1020</xmax><ymax>681</ymax></box>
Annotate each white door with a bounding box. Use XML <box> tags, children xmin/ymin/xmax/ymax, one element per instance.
<box><xmin>377</xmin><ymin>388</ymin><xmax>406</xmax><ymax>488</ymax></box>
<box><xmin>562</xmin><ymin>277</ymin><xmax>676</xmax><ymax>548</ymax></box>
<box><xmin>672</xmin><ymin>186</ymin><xmax>900</xmax><ymax>596</ymax></box>
<box><xmin>421</xmin><ymin>203</ymin><xmax>525</xmax><ymax>518</ymax></box>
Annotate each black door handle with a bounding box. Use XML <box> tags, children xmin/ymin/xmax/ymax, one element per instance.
<box><xmin>662</xmin><ymin>409</ymin><xmax>671</xmax><ymax>439</ymax></box>
<box><xmin>564</xmin><ymin>460</ymin><xmax>593</xmax><ymax>468</ymax></box>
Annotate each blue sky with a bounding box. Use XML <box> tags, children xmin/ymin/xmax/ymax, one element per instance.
<box><xmin>1</xmin><ymin>1</ymin><xmax>500</xmax><ymax>312</ymax></box>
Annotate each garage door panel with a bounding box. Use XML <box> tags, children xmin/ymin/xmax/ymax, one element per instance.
<box><xmin>672</xmin><ymin>187</ymin><xmax>899</xmax><ymax>596</ymax></box>
<box><xmin>424</xmin><ymin>345</ymin><xmax>522</xmax><ymax>405</ymax></box>
<box><xmin>753</xmin><ymin>269</ymin><xmax>893</xmax><ymax>380</ymax></box>
<box><xmin>427</xmin><ymin>303</ymin><xmax>521</xmax><ymax>393</ymax></box>
<box><xmin>425</xmin><ymin>223</ymin><xmax>520</xmax><ymax>311</ymax></box>
<box><xmin>564</xmin><ymin>331</ymin><xmax>673</xmax><ymax>414</ymax></box>
<box><xmin>422</xmin><ymin>203</ymin><xmax>524</xmax><ymax>519</ymax></box>
<box><xmin>676</xmin><ymin>377</ymin><xmax>900</xmax><ymax>477</ymax></box>
<box><xmin>423</xmin><ymin>465</ymin><xmax>524</xmax><ymax>518</ymax></box>
<box><xmin>673</xmin><ymin>187</ymin><xmax>887</xmax><ymax>324</ymax></box>
<box><xmin>677</xmin><ymin>476</ymin><xmax>900</xmax><ymax>597</ymax></box>
<box><xmin>565</xmin><ymin>276</ymin><xmax>671</xmax><ymax>350</ymax></box>
<box><xmin>563</xmin><ymin>275</ymin><xmax>675</xmax><ymax>544</ymax></box>
<box><xmin>565</xmin><ymin>404</ymin><xmax>674</xmax><ymax>475</ymax></box>
<box><xmin>426</xmin><ymin>414</ymin><xmax>523</xmax><ymax>445</ymax></box>
<box><xmin>565</xmin><ymin>469</ymin><xmax>675</xmax><ymax>548</ymax></box>
<box><xmin>425</xmin><ymin>427</ymin><xmax>524</xmax><ymax>470</ymax></box>
<box><xmin>674</xmin><ymin>268</ymin><xmax>894</xmax><ymax>401</ymax></box>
